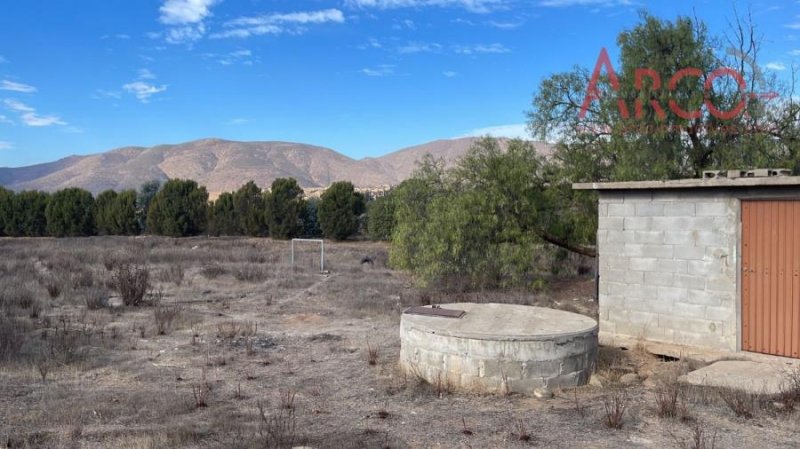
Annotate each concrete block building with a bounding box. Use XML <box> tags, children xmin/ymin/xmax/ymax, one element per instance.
<box><xmin>574</xmin><ymin>175</ymin><xmax>800</xmax><ymax>359</ymax></box>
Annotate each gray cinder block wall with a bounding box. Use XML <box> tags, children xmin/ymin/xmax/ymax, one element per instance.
<box><xmin>597</xmin><ymin>190</ymin><xmax>739</xmax><ymax>351</ymax></box>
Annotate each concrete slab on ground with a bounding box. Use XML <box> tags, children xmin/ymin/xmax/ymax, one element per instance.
<box><xmin>679</xmin><ymin>360</ymin><xmax>791</xmax><ymax>395</ymax></box>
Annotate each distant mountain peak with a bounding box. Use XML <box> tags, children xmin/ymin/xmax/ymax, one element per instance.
<box><xmin>0</xmin><ymin>137</ymin><xmax>553</xmax><ymax>196</ymax></box>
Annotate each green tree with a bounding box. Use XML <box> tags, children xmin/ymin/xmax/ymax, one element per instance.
<box><xmin>136</xmin><ymin>180</ymin><xmax>162</xmax><ymax>232</ymax></box>
<box><xmin>208</xmin><ymin>192</ymin><xmax>239</xmax><ymax>236</ymax></box>
<box><xmin>146</xmin><ymin>179</ymin><xmax>209</xmax><ymax>237</ymax></box>
<box><xmin>366</xmin><ymin>193</ymin><xmax>396</xmax><ymax>241</ymax></box>
<box><xmin>526</xmin><ymin>12</ymin><xmax>800</xmax><ymax>256</ymax></box>
<box><xmin>6</xmin><ymin>191</ymin><xmax>49</xmax><ymax>237</ymax></box>
<box><xmin>115</xmin><ymin>190</ymin><xmax>140</xmax><ymax>235</ymax></box>
<box><xmin>265</xmin><ymin>178</ymin><xmax>305</xmax><ymax>239</ymax></box>
<box><xmin>0</xmin><ymin>187</ymin><xmax>13</xmax><ymax>237</ymax></box>
<box><xmin>302</xmin><ymin>198</ymin><xmax>322</xmax><ymax>238</ymax></box>
<box><xmin>95</xmin><ymin>190</ymin><xmax>119</xmax><ymax>235</ymax></box>
<box><xmin>390</xmin><ymin>140</ymin><xmax>550</xmax><ymax>289</ymax></box>
<box><xmin>45</xmin><ymin>188</ymin><xmax>96</xmax><ymax>237</ymax></box>
<box><xmin>317</xmin><ymin>181</ymin><xmax>365</xmax><ymax>240</ymax></box>
<box><xmin>233</xmin><ymin>181</ymin><xmax>268</xmax><ymax>236</ymax></box>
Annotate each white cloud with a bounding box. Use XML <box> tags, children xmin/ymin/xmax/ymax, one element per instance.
<box><xmin>489</xmin><ymin>20</ymin><xmax>523</xmax><ymax>29</ymax></box>
<box><xmin>362</xmin><ymin>65</ymin><xmax>395</xmax><ymax>76</ymax></box>
<box><xmin>159</xmin><ymin>0</ymin><xmax>218</xmax><ymax>44</ymax></box>
<box><xmin>787</xmin><ymin>22</ymin><xmax>800</xmax><ymax>30</ymax></box>
<box><xmin>0</xmin><ymin>114</ymin><xmax>11</xmax><ymax>124</ymax></box>
<box><xmin>0</xmin><ymin>80</ymin><xmax>37</xmax><ymax>93</ymax></box>
<box><xmin>0</xmin><ymin>141</ymin><xmax>12</xmax><ymax>150</ymax></box>
<box><xmin>3</xmin><ymin>99</ymin><xmax>66</xmax><ymax>127</ymax></box>
<box><xmin>461</xmin><ymin>123</ymin><xmax>528</xmax><ymax>139</ymax></box>
<box><xmin>454</xmin><ymin>43</ymin><xmax>510</xmax><ymax>54</ymax></box>
<box><xmin>214</xmin><ymin>9</ymin><xmax>345</xmax><ymax>39</ymax></box>
<box><xmin>123</xmin><ymin>82</ymin><xmax>168</xmax><ymax>103</ymax></box>
<box><xmin>443</xmin><ymin>71</ymin><xmax>458</xmax><ymax>77</ymax></box>
<box><xmin>138</xmin><ymin>68</ymin><xmax>156</xmax><ymax>79</ymax></box>
<box><xmin>160</xmin><ymin>0</ymin><xmax>218</xmax><ymax>25</ymax></box>
<box><xmin>92</xmin><ymin>89</ymin><xmax>122</xmax><ymax>100</ymax></box>
<box><xmin>0</xmin><ymin>56</ymin><xmax>7</xmax><ymax>64</ymax></box>
<box><xmin>216</xmin><ymin>49</ymin><xmax>254</xmax><ymax>65</ymax></box>
<box><xmin>790</xmin><ymin>49</ymin><xmax>800</xmax><ymax>56</ymax></box>
<box><xmin>538</xmin><ymin>0</ymin><xmax>630</xmax><ymax>6</ymax></box>
<box><xmin>398</xmin><ymin>42</ymin><xmax>443</xmax><ymax>54</ymax></box>
<box><xmin>765</xmin><ymin>62</ymin><xmax>787</xmax><ymax>71</ymax></box>
<box><xmin>227</xmin><ymin>118</ymin><xmax>252</xmax><ymax>125</ymax></box>
<box><xmin>345</xmin><ymin>0</ymin><xmax>504</xmax><ymax>13</ymax></box>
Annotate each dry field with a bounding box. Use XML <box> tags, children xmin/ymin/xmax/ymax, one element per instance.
<box><xmin>0</xmin><ymin>237</ymin><xmax>799</xmax><ymax>448</ymax></box>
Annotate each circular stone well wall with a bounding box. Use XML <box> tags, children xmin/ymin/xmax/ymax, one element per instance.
<box><xmin>400</xmin><ymin>303</ymin><xmax>598</xmax><ymax>394</ymax></box>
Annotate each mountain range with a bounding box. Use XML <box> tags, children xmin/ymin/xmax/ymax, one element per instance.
<box><xmin>0</xmin><ymin>137</ymin><xmax>553</xmax><ymax>197</ymax></box>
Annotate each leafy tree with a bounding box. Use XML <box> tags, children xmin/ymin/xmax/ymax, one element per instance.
<box><xmin>366</xmin><ymin>192</ymin><xmax>396</xmax><ymax>241</ymax></box>
<box><xmin>527</xmin><ymin>13</ymin><xmax>800</xmax><ymax>255</ymax></box>
<box><xmin>391</xmin><ymin>140</ymin><xmax>551</xmax><ymax>289</ymax></box>
<box><xmin>45</xmin><ymin>188</ymin><xmax>96</xmax><ymax>237</ymax></box>
<box><xmin>265</xmin><ymin>178</ymin><xmax>305</xmax><ymax>239</ymax></box>
<box><xmin>94</xmin><ymin>190</ymin><xmax>119</xmax><ymax>235</ymax></box>
<box><xmin>234</xmin><ymin>181</ymin><xmax>268</xmax><ymax>236</ymax></box>
<box><xmin>208</xmin><ymin>192</ymin><xmax>239</xmax><ymax>236</ymax></box>
<box><xmin>0</xmin><ymin>187</ymin><xmax>13</xmax><ymax>237</ymax></box>
<box><xmin>115</xmin><ymin>190</ymin><xmax>140</xmax><ymax>235</ymax></box>
<box><xmin>146</xmin><ymin>179</ymin><xmax>208</xmax><ymax>237</ymax></box>
<box><xmin>136</xmin><ymin>180</ymin><xmax>162</xmax><ymax>232</ymax></box>
<box><xmin>5</xmin><ymin>191</ymin><xmax>49</xmax><ymax>237</ymax></box>
<box><xmin>317</xmin><ymin>181</ymin><xmax>365</xmax><ymax>240</ymax></box>
<box><xmin>302</xmin><ymin>198</ymin><xmax>322</xmax><ymax>238</ymax></box>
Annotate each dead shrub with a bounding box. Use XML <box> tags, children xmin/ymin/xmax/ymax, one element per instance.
<box><xmin>280</xmin><ymin>389</ymin><xmax>296</xmax><ymax>410</ymax></box>
<box><xmin>602</xmin><ymin>387</ymin><xmax>628</xmax><ymax>429</ymax></box>
<box><xmin>654</xmin><ymin>376</ymin><xmax>690</xmax><ymax>420</ymax></box>
<box><xmin>43</xmin><ymin>276</ymin><xmax>63</xmax><ymax>299</ymax></box>
<box><xmin>512</xmin><ymin>420</ymin><xmax>532</xmax><ymax>442</ymax></box>
<box><xmin>112</xmin><ymin>263</ymin><xmax>151</xmax><ymax>307</ymax></box>
<box><xmin>45</xmin><ymin>319</ymin><xmax>88</xmax><ymax>365</ymax></box>
<box><xmin>84</xmin><ymin>288</ymin><xmax>108</xmax><ymax>310</ymax></box>
<box><xmin>0</xmin><ymin>317</ymin><xmax>27</xmax><ymax>363</ymax></box>
<box><xmin>257</xmin><ymin>401</ymin><xmax>298</xmax><ymax>449</ymax></box>
<box><xmin>192</xmin><ymin>372</ymin><xmax>212</xmax><ymax>408</ymax></box>
<box><xmin>200</xmin><ymin>263</ymin><xmax>226</xmax><ymax>279</ymax></box>
<box><xmin>154</xmin><ymin>300</ymin><xmax>183</xmax><ymax>335</ymax></box>
<box><xmin>234</xmin><ymin>265</ymin><xmax>269</xmax><ymax>282</ymax></box>
<box><xmin>776</xmin><ymin>366</ymin><xmax>800</xmax><ymax>412</ymax></box>
<box><xmin>366</xmin><ymin>342</ymin><xmax>379</xmax><ymax>366</ymax></box>
<box><xmin>681</xmin><ymin>422</ymin><xmax>716</xmax><ymax>449</ymax></box>
<box><xmin>718</xmin><ymin>388</ymin><xmax>758</xmax><ymax>419</ymax></box>
<box><xmin>160</xmin><ymin>264</ymin><xmax>185</xmax><ymax>287</ymax></box>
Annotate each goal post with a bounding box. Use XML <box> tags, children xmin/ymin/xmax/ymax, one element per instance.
<box><xmin>290</xmin><ymin>239</ymin><xmax>325</xmax><ymax>273</ymax></box>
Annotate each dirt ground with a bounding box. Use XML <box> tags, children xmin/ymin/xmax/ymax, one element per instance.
<box><xmin>0</xmin><ymin>237</ymin><xmax>799</xmax><ymax>448</ymax></box>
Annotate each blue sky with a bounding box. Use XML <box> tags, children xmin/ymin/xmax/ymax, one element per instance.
<box><xmin>0</xmin><ymin>0</ymin><xmax>797</xmax><ymax>167</ymax></box>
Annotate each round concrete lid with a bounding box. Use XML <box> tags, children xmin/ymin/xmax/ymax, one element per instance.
<box><xmin>402</xmin><ymin>303</ymin><xmax>598</xmax><ymax>341</ymax></box>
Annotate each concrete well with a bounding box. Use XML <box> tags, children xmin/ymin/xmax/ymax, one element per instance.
<box><xmin>400</xmin><ymin>303</ymin><xmax>598</xmax><ymax>394</ymax></box>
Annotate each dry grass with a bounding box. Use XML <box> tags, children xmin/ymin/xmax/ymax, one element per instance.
<box><xmin>0</xmin><ymin>237</ymin><xmax>796</xmax><ymax>449</ymax></box>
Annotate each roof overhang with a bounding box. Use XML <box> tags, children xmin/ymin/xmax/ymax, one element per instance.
<box><xmin>573</xmin><ymin>176</ymin><xmax>800</xmax><ymax>191</ymax></box>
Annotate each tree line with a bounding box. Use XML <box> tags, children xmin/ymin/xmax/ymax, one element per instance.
<box><xmin>0</xmin><ymin>178</ymin><xmax>369</xmax><ymax>240</ymax></box>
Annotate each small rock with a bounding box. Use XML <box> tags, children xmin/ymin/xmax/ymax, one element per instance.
<box><xmin>589</xmin><ymin>375</ymin><xmax>606</xmax><ymax>388</ymax></box>
<box><xmin>534</xmin><ymin>387</ymin><xmax>553</xmax><ymax>399</ymax></box>
<box><xmin>620</xmin><ymin>373</ymin><xmax>640</xmax><ymax>385</ymax></box>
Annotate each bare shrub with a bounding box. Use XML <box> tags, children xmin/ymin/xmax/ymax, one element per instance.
<box><xmin>280</xmin><ymin>389</ymin><xmax>296</xmax><ymax>410</ymax></box>
<box><xmin>776</xmin><ymin>366</ymin><xmax>800</xmax><ymax>412</ymax></box>
<box><xmin>218</xmin><ymin>321</ymin><xmax>256</xmax><ymax>339</ymax></box>
<box><xmin>192</xmin><ymin>372</ymin><xmax>212</xmax><ymax>408</ymax></box>
<box><xmin>154</xmin><ymin>299</ymin><xmax>183</xmax><ymax>335</ymax></box>
<box><xmin>258</xmin><ymin>401</ymin><xmax>298</xmax><ymax>449</ymax></box>
<box><xmin>654</xmin><ymin>375</ymin><xmax>690</xmax><ymax>420</ymax></box>
<box><xmin>681</xmin><ymin>422</ymin><xmax>717</xmax><ymax>449</ymax></box>
<box><xmin>602</xmin><ymin>387</ymin><xmax>628</xmax><ymax>429</ymax></box>
<box><xmin>112</xmin><ymin>263</ymin><xmax>151</xmax><ymax>307</ymax></box>
<box><xmin>45</xmin><ymin>319</ymin><xmax>88</xmax><ymax>365</ymax></box>
<box><xmin>43</xmin><ymin>276</ymin><xmax>63</xmax><ymax>299</ymax></box>
<box><xmin>160</xmin><ymin>264</ymin><xmax>185</xmax><ymax>287</ymax></box>
<box><xmin>200</xmin><ymin>263</ymin><xmax>226</xmax><ymax>279</ymax></box>
<box><xmin>366</xmin><ymin>342</ymin><xmax>379</xmax><ymax>366</ymax></box>
<box><xmin>512</xmin><ymin>420</ymin><xmax>532</xmax><ymax>442</ymax></box>
<box><xmin>718</xmin><ymin>388</ymin><xmax>758</xmax><ymax>419</ymax></box>
<box><xmin>234</xmin><ymin>265</ymin><xmax>269</xmax><ymax>283</ymax></box>
<box><xmin>84</xmin><ymin>287</ymin><xmax>108</xmax><ymax>310</ymax></box>
<box><xmin>0</xmin><ymin>317</ymin><xmax>27</xmax><ymax>363</ymax></box>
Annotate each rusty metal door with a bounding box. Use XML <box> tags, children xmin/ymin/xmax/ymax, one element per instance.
<box><xmin>741</xmin><ymin>200</ymin><xmax>800</xmax><ymax>358</ymax></box>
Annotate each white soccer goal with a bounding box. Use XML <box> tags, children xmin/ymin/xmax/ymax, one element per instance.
<box><xmin>290</xmin><ymin>238</ymin><xmax>326</xmax><ymax>273</ymax></box>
